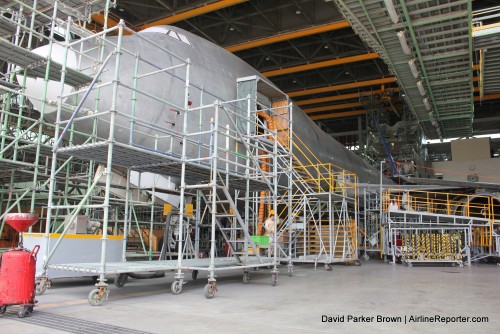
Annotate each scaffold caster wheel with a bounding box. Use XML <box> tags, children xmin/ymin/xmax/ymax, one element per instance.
<box><xmin>192</xmin><ymin>270</ymin><xmax>198</xmax><ymax>280</ymax></box>
<box><xmin>459</xmin><ymin>263</ymin><xmax>464</xmax><ymax>268</ymax></box>
<box><xmin>0</xmin><ymin>306</ymin><xmax>6</xmax><ymax>314</ymax></box>
<box><xmin>17</xmin><ymin>306</ymin><xmax>30</xmax><ymax>318</ymax></box>
<box><xmin>171</xmin><ymin>280</ymin><xmax>183</xmax><ymax>295</ymax></box>
<box><xmin>408</xmin><ymin>263</ymin><xmax>413</xmax><ymax>268</ymax></box>
<box><xmin>287</xmin><ymin>268</ymin><xmax>293</xmax><ymax>277</ymax></box>
<box><xmin>35</xmin><ymin>279</ymin><xmax>48</xmax><ymax>296</ymax></box>
<box><xmin>271</xmin><ymin>273</ymin><xmax>278</xmax><ymax>286</ymax></box>
<box><xmin>88</xmin><ymin>288</ymin><xmax>107</xmax><ymax>306</ymax></box>
<box><xmin>363</xmin><ymin>253</ymin><xmax>370</xmax><ymax>261</ymax></box>
<box><xmin>204</xmin><ymin>283</ymin><xmax>216</xmax><ymax>299</ymax></box>
<box><xmin>325</xmin><ymin>264</ymin><xmax>332</xmax><ymax>271</ymax></box>
<box><xmin>243</xmin><ymin>271</ymin><xmax>250</xmax><ymax>284</ymax></box>
<box><xmin>114</xmin><ymin>274</ymin><xmax>128</xmax><ymax>288</ymax></box>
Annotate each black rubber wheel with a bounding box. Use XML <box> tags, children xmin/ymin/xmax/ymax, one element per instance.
<box><xmin>0</xmin><ymin>305</ymin><xmax>6</xmax><ymax>314</ymax></box>
<box><xmin>192</xmin><ymin>270</ymin><xmax>198</xmax><ymax>280</ymax></box>
<box><xmin>88</xmin><ymin>289</ymin><xmax>105</xmax><ymax>306</ymax></box>
<box><xmin>114</xmin><ymin>274</ymin><xmax>128</xmax><ymax>288</ymax></box>
<box><xmin>243</xmin><ymin>272</ymin><xmax>249</xmax><ymax>284</ymax></box>
<box><xmin>204</xmin><ymin>284</ymin><xmax>216</xmax><ymax>299</ymax></box>
<box><xmin>17</xmin><ymin>307</ymin><xmax>30</xmax><ymax>318</ymax></box>
<box><xmin>271</xmin><ymin>274</ymin><xmax>277</xmax><ymax>287</ymax></box>
<box><xmin>171</xmin><ymin>280</ymin><xmax>182</xmax><ymax>295</ymax></box>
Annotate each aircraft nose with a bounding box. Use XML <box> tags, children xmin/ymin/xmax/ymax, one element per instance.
<box><xmin>18</xmin><ymin>43</ymin><xmax>77</xmax><ymax>115</ymax></box>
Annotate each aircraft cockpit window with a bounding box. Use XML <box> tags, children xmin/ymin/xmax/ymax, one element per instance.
<box><xmin>168</xmin><ymin>30</ymin><xmax>180</xmax><ymax>40</ymax></box>
<box><xmin>139</xmin><ymin>27</ymin><xmax>191</xmax><ymax>46</ymax></box>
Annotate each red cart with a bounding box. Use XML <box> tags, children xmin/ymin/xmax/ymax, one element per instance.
<box><xmin>0</xmin><ymin>213</ymin><xmax>39</xmax><ymax>318</ymax></box>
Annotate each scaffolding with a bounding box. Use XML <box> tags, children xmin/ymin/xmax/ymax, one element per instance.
<box><xmin>380</xmin><ymin>189</ymin><xmax>499</xmax><ymax>266</ymax></box>
<box><xmin>273</xmin><ymin>130</ymin><xmax>359</xmax><ymax>271</ymax></box>
<box><xmin>0</xmin><ymin>0</ymin><xmax>361</xmax><ymax>306</ymax></box>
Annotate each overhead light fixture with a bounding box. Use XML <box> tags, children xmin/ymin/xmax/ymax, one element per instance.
<box><xmin>408</xmin><ymin>59</ymin><xmax>419</xmax><ymax>78</ymax></box>
<box><xmin>423</xmin><ymin>97</ymin><xmax>432</xmax><ymax>111</ymax></box>
<box><xmin>417</xmin><ymin>80</ymin><xmax>426</xmax><ymax>96</ymax></box>
<box><xmin>229</xmin><ymin>26</ymin><xmax>235</xmax><ymax>31</ymax></box>
<box><xmin>428</xmin><ymin>112</ymin><xmax>438</xmax><ymax>127</ymax></box>
<box><xmin>397</xmin><ymin>31</ymin><xmax>411</xmax><ymax>55</ymax></box>
<box><xmin>296</xmin><ymin>10</ymin><xmax>302</xmax><ymax>14</ymax></box>
<box><xmin>324</xmin><ymin>45</ymin><xmax>329</xmax><ymax>49</ymax></box>
<box><xmin>383</xmin><ymin>0</ymin><xmax>399</xmax><ymax>23</ymax></box>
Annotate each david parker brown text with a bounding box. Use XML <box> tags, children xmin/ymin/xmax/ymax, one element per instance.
<box><xmin>322</xmin><ymin>315</ymin><xmax>489</xmax><ymax>324</ymax></box>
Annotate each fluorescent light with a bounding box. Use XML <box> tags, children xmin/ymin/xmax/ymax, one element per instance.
<box><xmin>408</xmin><ymin>59</ymin><xmax>419</xmax><ymax>78</ymax></box>
<box><xmin>428</xmin><ymin>111</ymin><xmax>437</xmax><ymax>127</ymax></box>
<box><xmin>417</xmin><ymin>80</ymin><xmax>426</xmax><ymax>96</ymax></box>
<box><xmin>423</xmin><ymin>97</ymin><xmax>432</xmax><ymax>111</ymax></box>
<box><xmin>397</xmin><ymin>31</ymin><xmax>411</xmax><ymax>55</ymax></box>
<box><xmin>383</xmin><ymin>0</ymin><xmax>399</xmax><ymax>23</ymax></box>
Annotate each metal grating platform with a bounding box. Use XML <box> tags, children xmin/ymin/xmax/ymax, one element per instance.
<box><xmin>0</xmin><ymin>79</ymin><xmax>20</xmax><ymax>94</ymax></box>
<box><xmin>2</xmin><ymin>309</ymin><xmax>152</xmax><ymax>334</ymax></box>
<box><xmin>0</xmin><ymin>12</ymin><xmax>16</xmax><ymax>38</ymax></box>
<box><xmin>335</xmin><ymin>0</ymin><xmax>474</xmax><ymax>139</ymax></box>
<box><xmin>56</xmin><ymin>141</ymin><xmax>269</xmax><ymax>191</ymax></box>
<box><xmin>48</xmin><ymin>257</ymin><xmax>272</xmax><ymax>274</ymax></box>
<box><xmin>0</xmin><ymin>0</ymin><xmax>107</xmax><ymax>23</ymax></box>
<box><xmin>0</xmin><ymin>38</ymin><xmax>92</xmax><ymax>88</ymax></box>
<box><xmin>481</xmin><ymin>47</ymin><xmax>500</xmax><ymax>94</ymax></box>
<box><xmin>0</xmin><ymin>158</ymin><xmax>34</xmax><ymax>172</ymax></box>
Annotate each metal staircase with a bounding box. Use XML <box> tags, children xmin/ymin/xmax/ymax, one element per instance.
<box><xmin>197</xmin><ymin>180</ymin><xmax>264</xmax><ymax>263</ymax></box>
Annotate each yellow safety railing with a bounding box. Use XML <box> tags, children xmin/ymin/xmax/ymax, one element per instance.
<box><xmin>384</xmin><ymin>189</ymin><xmax>498</xmax><ymax>247</ymax></box>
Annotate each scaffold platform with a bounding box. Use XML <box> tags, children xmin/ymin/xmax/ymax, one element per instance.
<box><xmin>56</xmin><ymin>141</ymin><xmax>270</xmax><ymax>191</ymax></box>
<box><xmin>48</xmin><ymin>256</ymin><xmax>275</xmax><ymax>275</ymax></box>
<box><xmin>0</xmin><ymin>38</ymin><xmax>92</xmax><ymax>87</ymax></box>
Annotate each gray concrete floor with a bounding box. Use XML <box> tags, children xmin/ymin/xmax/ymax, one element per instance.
<box><xmin>1</xmin><ymin>260</ymin><xmax>499</xmax><ymax>334</ymax></box>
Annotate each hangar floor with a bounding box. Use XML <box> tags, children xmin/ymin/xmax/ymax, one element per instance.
<box><xmin>1</xmin><ymin>260</ymin><xmax>498</xmax><ymax>334</ymax></box>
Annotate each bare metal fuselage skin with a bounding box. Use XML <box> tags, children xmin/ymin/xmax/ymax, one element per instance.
<box><xmin>37</xmin><ymin>26</ymin><xmax>381</xmax><ymax>185</ymax></box>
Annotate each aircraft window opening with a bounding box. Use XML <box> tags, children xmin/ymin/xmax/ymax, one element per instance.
<box><xmin>168</xmin><ymin>30</ymin><xmax>180</xmax><ymax>40</ymax></box>
<box><xmin>139</xmin><ymin>27</ymin><xmax>191</xmax><ymax>46</ymax></box>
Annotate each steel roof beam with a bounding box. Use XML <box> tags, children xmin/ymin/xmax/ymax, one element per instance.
<box><xmin>225</xmin><ymin>21</ymin><xmax>350</xmax><ymax>52</ymax></box>
<box><xmin>137</xmin><ymin>0</ymin><xmax>249</xmax><ymax>30</ymax></box>
<box><xmin>295</xmin><ymin>88</ymin><xmax>399</xmax><ymax>106</ymax></box>
<box><xmin>310</xmin><ymin>110</ymin><xmax>367</xmax><ymax>120</ymax></box>
<box><xmin>303</xmin><ymin>102</ymin><xmax>362</xmax><ymax>114</ymax></box>
<box><xmin>262</xmin><ymin>52</ymin><xmax>379</xmax><ymax>77</ymax></box>
<box><xmin>287</xmin><ymin>77</ymin><xmax>397</xmax><ymax>97</ymax></box>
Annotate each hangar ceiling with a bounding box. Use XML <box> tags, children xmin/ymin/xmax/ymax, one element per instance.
<box><xmin>28</xmin><ymin>0</ymin><xmax>500</xmax><ymax>161</ymax></box>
